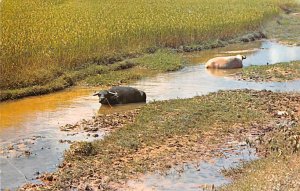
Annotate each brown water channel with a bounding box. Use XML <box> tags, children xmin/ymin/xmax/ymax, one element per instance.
<box><xmin>0</xmin><ymin>40</ymin><xmax>300</xmax><ymax>190</ymax></box>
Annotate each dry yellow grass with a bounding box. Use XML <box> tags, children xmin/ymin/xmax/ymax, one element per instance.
<box><xmin>0</xmin><ymin>0</ymin><xmax>295</xmax><ymax>89</ymax></box>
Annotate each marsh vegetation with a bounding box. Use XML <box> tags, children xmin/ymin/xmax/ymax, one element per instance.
<box><xmin>1</xmin><ymin>0</ymin><xmax>295</xmax><ymax>93</ymax></box>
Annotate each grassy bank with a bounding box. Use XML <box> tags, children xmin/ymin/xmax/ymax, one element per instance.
<box><xmin>1</xmin><ymin>0</ymin><xmax>295</xmax><ymax>91</ymax></box>
<box><xmin>0</xmin><ymin>50</ymin><xmax>185</xmax><ymax>101</ymax></box>
<box><xmin>22</xmin><ymin>90</ymin><xmax>300</xmax><ymax>190</ymax></box>
<box><xmin>84</xmin><ymin>49</ymin><xmax>184</xmax><ymax>86</ymax></box>
<box><xmin>235</xmin><ymin>61</ymin><xmax>300</xmax><ymax>82</ymax></box>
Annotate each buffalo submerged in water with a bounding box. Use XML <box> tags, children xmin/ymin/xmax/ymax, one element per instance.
<box><xmin>93</xmin><ymin>86</ymin><xmax>146</xmax><ymax>105</ymax></box>
<box><xmin>205</xmin><ymin>54</ymin><xmax>246</xmax><ymax>69</ymax></box>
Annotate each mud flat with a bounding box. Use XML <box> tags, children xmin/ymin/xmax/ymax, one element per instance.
<box><xmin>125</xmin><ymin>145</ymin><xmax>258</xmax><ymax>191</ymax></box>
<box><xmin>221</xmin><ymin>112</ymin><xmax>300</xmax><ymax>190</ymax></box>
<box><xmin>20</xmin><ymin>90</ymin><xmax>299</xmax><ymax>190</ymax></box>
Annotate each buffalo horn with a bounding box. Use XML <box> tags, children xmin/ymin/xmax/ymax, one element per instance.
<box><xmin>108</xmin><ymin>91</ymin><xmax>118</xmax><ymax>95</ymax></box>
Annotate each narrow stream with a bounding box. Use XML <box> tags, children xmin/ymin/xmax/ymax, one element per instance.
<box><xmin>0</xmin><ymin>40</ymin><xmax>300</xmax><ymax>190</ymax></box>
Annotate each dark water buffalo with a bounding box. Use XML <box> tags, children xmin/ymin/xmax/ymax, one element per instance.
<box><xmin>93</xmin><ymin>86</ymin><xmax>146</xmax><ymax>105</ymax></box>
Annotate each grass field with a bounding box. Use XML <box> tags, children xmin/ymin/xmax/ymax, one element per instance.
<box><xmin>1</xmin><ymin>0</ymin><xmax>295</xmax><ymax>91</ymax></box>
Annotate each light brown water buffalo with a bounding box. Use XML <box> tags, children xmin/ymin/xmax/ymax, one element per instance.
<box><xmin>205</xmin><ymin>55</ymin><xmax>246</xmax><ymax>69</ymax></box>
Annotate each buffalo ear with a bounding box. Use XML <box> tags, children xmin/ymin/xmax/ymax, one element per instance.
<box><xmin>93</xmin><ymin>92</ymin><xmax>100</xmax><ymax>96</ymax></box>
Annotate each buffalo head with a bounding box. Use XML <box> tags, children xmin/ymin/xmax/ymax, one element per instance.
<box><xmin>93</xmin><ymin>90</ymin><xmax>118</xmax><ymax>104</ymax></box>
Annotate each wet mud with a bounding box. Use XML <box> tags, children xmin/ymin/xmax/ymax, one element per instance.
<box><xmin>126</xmin><ymin>146</ymin><xmax>257</xmax><ymax>191</ymax></box>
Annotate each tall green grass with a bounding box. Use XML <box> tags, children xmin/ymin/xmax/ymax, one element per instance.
<box><xmin>0</xmin><ymin>0</ymin><xmax>293</xmax><ymax>89</ymax></box>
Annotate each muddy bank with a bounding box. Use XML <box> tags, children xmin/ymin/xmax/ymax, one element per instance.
<box><xmin>234</xmin><ymin>61</ymin><xmax>300</xmax><ymax>82</ymax></box>
<box><xmin>60</xmin><ymin>109</ymin><xmax>140</xmax><ymax>134</ymax></box>
<box><xmin>222</xmin><ymin>117</ymin><xmax>300</xmax><ymax>190</ymax></box>
<box><xmin>126</xmin><ymin>145</ymin><xmax>258</xmax><ymax>191</ymax></box>
<box><xmin>1</xmin><ymin>110</ymin><xmax>140</xmax><ymax>158</ymax></box>
<box><xmin>21</xmin><ymin>90</ymin><xmax>300</xmax><ymax>190</ymax></box>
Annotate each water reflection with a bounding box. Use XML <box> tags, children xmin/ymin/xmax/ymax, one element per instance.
<box><xmin>0</xmin><ymin>87</ymin><xmax>101</xmax><ymax>190</ymax></box>
<box><xmin>186</xmin><ymin>40</ymin><xmax>300</xmax><ymax>68</ymax></box>
<box><xmin>205</xmin><ymin>68</ymin><xmax>242</xmax><ymax>77</ymax></box>
<box><xmin>131</xmin><ymin>64</ymin><xmax>299</xmax><ymax>102</ymax></box>
<box><xmin>98</xmin><ymin>103</ymin><xmax>145</xmax><ymax>115</ymax></box>
<box><xmin>243</xmin><ymin>41</ymin><xmax>300</xmax><ymax>66</ymax></box>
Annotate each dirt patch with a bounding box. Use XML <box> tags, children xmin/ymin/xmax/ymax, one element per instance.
<box><xmin>60</xmin><ymin>109</ymin><xmax>140</xmax><ymax>133</ymax></box>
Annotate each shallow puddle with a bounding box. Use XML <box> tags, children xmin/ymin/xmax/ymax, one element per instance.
<box><xmin>126</xmin><ymin>145</ymin><xmax>257</xmax><ymax>191</ymax></box>
<box><xmin>0</xmin><ymin>40</ymin><xmax>299</xmax><ymax>190</ymax></box>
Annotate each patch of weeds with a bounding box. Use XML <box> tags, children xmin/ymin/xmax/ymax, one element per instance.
<box><xmin>221</xmin><ymin>154</ymin><xmax>300</xmax><ymax>191</ymax></box>
<box><xmin>0</xmin><ymin>64</ymin><xmax>109</xmax><ymax>101</ymax></box>
<box><xmin>84</xmin><ymin>67</ymin><xmax>153</xmax><ymax>86</ymax></box>
<box><xmin>69</xmin><ymin>142</ymin><xmax>97</xmax><ymax>157</ymax></box>
<box><xmin>131</xmin><ymin>49</ymin><xmax>185</xmax><ymax>72</ymax></box>
<box><xmin>178</xmin><ymin>31</ymin><xmax>266</xmax><ymax>53</ymax></box>
<box><xmin>264</xmin><ymin>6</ymin><xmax>300</xmax><ymax>45</ymax></box>
<box><xmin>235</xmin><ymin>61</ymin><xmax>300</xmax><ymax>82</ymax></box>
<box><xmin>84</xmin><ymin>50</ymin><xmax>186</xmax><ymax>86</ymax></box>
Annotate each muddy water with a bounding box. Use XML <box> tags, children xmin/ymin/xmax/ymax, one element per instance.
<box><xmin>0</xmin><ymin>40</ymin><xmax>300</xmax><ymax>190</ymax></box>
<box><xmin>0</xmin><ymin>88</ymin><xmax>102</xmax><ymax>190</ymax></box>
<box><xmin>127</xmin><ymin>145</ymin><xmax>257</xmax><ymax>191</ymax></box>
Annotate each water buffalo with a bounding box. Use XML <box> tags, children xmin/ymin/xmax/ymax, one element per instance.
<box><xmin>205</xmin><ymin>55</ymin><xmax>246</xmax><ymax>69</ymax></box>
<box><xmin>93</xmin><ymin>86</ymin><xmax>146</xmax><ymax>105</ymax></box>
